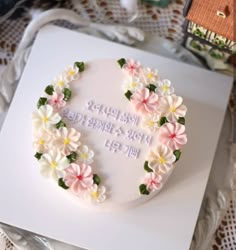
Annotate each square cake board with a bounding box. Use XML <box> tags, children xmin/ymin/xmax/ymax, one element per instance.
<box><xmin>0</xmin><ymin>25</ymin><xmax>233</xmax><ymax>250</ymax></box>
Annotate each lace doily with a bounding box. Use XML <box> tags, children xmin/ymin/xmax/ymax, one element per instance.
<box><xmin>0</xmin><ymin>229</ymin><xmax>14</xmax><ymax>250</ymax></box>
<box><xmin>0</xmin><ymin>0</ymin><xmax>185</xmax><ymax>70</ymax></box>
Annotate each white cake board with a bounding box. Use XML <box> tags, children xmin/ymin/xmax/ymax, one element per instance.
<box><xmin>0</xmin><ymin>25</ymin><xmax>232</xmax><ymax>250</ymax></box>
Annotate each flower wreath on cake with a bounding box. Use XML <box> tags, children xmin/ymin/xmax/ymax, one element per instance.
<box><xmin>32</xmin><ymin>58</ymin><xmax>187</xmax><ymax>205</ymax></box>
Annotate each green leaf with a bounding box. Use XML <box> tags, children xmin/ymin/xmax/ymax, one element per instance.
<box><xmin>45</xmin><ymin>85</ymin><xmax>54</xmax><ymax>95</ymax></box>
<box><xmin>66</xmin><ymin>152</ymin><xmax>77</xmax><ymax>163</ymax></box>
<box><xmin>58</xmin><ymin>178</ymin><xmax>69</xmax><ymax>189</ymax></box>
<box><xmin>159</xmin><ymin>116</ymin><xmax>168</xmax><ymax>126</ymax></box>
<box><xmin>63</xmin><ymin>88</ymin><xmax>72</xmax><ymax>101</ymax></box>
<box><xmin>146</xmin><ymin>84</ymin><xmax>157</xmax><ymax>92</ymax></box>
<box><xmin>117</xmin><ymin>58</ymin><xmax>126</xmax><ymax>68</ymax></box>
<box><xmin>177</xmin><ymin>117</ymin><xmax>185</xmax><ymax>125</ymax></box>
<box><xmin>173</xmin><ymin>150</ymin><xmax>181</xmax><ymax>162</ymax></box>
<box><xmin>144</xmin><ymin>161</ymin><xmax>153</xmax><ymax>172</ymax></box>
<box><xmin>93</xmin><ymin>174</ymin><xmax>101</xmax><ymax>186</ymax></box>
<box><xmin>56</xmin><ymin>120</ymin><xmax>66</xmax><ymax>129</ymax></box>
<box><xmin>125</xmin><ymin>90</ymin><xmax>132</xmax><ymax>100</ymax></box>
<box><xmin>37</xmin><ymin>97</ymin><xmax>47</xmax><ymax>109</ymax></box>
<box><xmin>34</xmin><ymin>152</ymin><xmax>43</xmax><ymax>160</ymax></box>
<box><xmin>139</xmin><ymin>184</ymin><xmax>150</xmax><ymax>195</ymax></box>
<box><xmin>74</xmin><ymin>61</ymin><xmax>85</xmax><ymax>72</ymax></box>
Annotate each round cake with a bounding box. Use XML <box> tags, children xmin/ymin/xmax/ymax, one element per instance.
<box><xmin>32</xmin><ymin>58</ymin><xmax>187</xmax><ymax>210</ymax></box>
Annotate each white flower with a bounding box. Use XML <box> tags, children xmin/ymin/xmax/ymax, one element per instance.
<box><xmin>159</xmin><ymin>95</ymin><xmax>187</xmax><ymax>122</ymax></box>
<box><xmin>39</xmin><ymin>150</ymin><xmax>69</xmax><ymax>179</ymax></box>
<box><xmin>77</xmin><ymin>145</ymin><xmax>94</xmax><ymax>164</ymax></box>
<box><xmin>63</xmin><ymin>65</ymin><xmax>79</xmax><ymax>82</ymax></box>
<box><xmin>52</xmin><ymin>75</ymin><xmax>69</xmax><ymax>91</ymax></box>
<box><xmin>156</xmin><ymin>79</ymin><xmax>174</xmax><ymax>96</ymax></box>
<box><xmin>142</xmin><ymin>113</ymin><xmax>160</xmax><ymax>131</ymax></box>
<box><xmin>54</xmin><ymin>127</ymin><xmax>81</xmax><ymax>155</ymax></box>
<box><xmin>148</xmin><ymin>145</ymin><xmax>176</xmax><ymax>173</ymax></box>
<box><xmin>142</xmin><ymin>67</ymin><xmax>159</xmax><ymax>85</ymax></box>
<box><xmin>32</xmin><ymin>128</ymin><xmax>52</xmax><ymax>153</ymax></box>
<box><xmin>122</xmin><ymin>76</ymin><xmax>144</xmax><ymax>92</ymax></box>
<box><xmin>86</xmin><ymin>184</ymin><xmax>106</xmax><ymax>204</ymax></box>
<box><xmin>32</xmin><ymin>105</ymin><xmax>61</xmax><ymax>130</ymax></box>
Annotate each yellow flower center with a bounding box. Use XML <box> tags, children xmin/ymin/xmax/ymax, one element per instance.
<box><xmin>42</xmin><ymin>116</ymin><xmax>48</xmax><ymax>123</ymax></box>
<box><xmin>38</xmin><ymin>138</ymin><xmax>45</xmax><ymax>145</ymax></box>
<box><xmin>147</xmin><ymin>73</ymin><xmax>153</xmax><ymax>79</ymax></box>
<box><xmin>63</xmin><ymin>138</ymin><xmax>70</xmax><ymax>145</ymax></box>
<box><xmin>91</xmin><ymin>191</ymin><xmax>98</xmax><ymax>199</ymax></box>
<box><xmin>50</xmin><ymin>161</ymin><xmax>57</xmax><ymax>169</ymax></box>
<box><xmin>161</xmin><ymin>84</ymin><xmax>168</xmax><ymax>92</ymax></box>
<box><xmin>129</xmin><ymin>82</ymin><xmax>137</xmax><ymax>88</ymax></box>
<box><xmin>57</xmin><ymin>80</ymin><xmax>64</xmax><ymax>87</ymax></box>
<box><xmin>169</xmin><ymin>106</ymin><xmax>176</xmax><ymax>113</ymax></box>
<box><xmin>80</xmin><ymin>153</ymin><xmax>87</xmax><ymax>160</ymax></box>
<box><xmin>158</xmin><ymin>156</ymin><xmax>166</xmax><ymax>165</ymax></box>
<box><xmin>146</xmin><ymin>120</ymin><xmax>155</xmax><ymax>127</ymax></box>
<box><xmin>67</xmin><ymin>69</ymin><xmax>75</xmax><ymax>76</ymax></box>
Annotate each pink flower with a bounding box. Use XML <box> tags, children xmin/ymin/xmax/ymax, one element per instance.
<box><xmin>48</xmin><ymin>92</ymin><xmax>66</xmax><ymax>111</ymax></box>
<box><xmin>143</xmin><ymin>172</ymin><xmax>162</xmax><ymax>192</ymax></box>
<box><xmin>123</xmin><ymin>59</ymin><xmax>140</xmax><ymax>76</ymax></box>
<box><xmin>158</xmin><ymin>122</ymin><xmax>187</xmax><ymax>150</ymax></box>
<box><xmin>131</xmin><ymin>88</ymin><xmax>159</xmax><ymax>114</ymax></box>
<box><xmin>63</xmin><ymin>163</ymin><xmax>93</xmax><ymax>193</ymax></box>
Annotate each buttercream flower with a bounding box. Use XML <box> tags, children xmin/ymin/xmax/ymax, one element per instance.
<box><xmin>52</xmin><ymin>75</ymin><xmax>69</xmax><ymax>91</ymax></box>
<box><xmin>54</xmin><ymin>127</ymin><xmax>81</xmax><ymax>155</ymax></box>
<box><xmin>142</xmin><ymin>113</ymin><xmax>160</xmax><ymax>131</ymax></box>
<box><xmin>122</xmin><ymin>76</ymin><xmax>144</xmax><ymax>92</ymax></box>
<box><xmin>63</xmin><ymin>163</ymin><xmax>93</xmax><ymax>193</ymax></box>
<box><xmin>63</xmin><ymin>65</ymin><xmax>79</xmax><ymax>82</ymax></box>
<box><xmin>33</xmin><ymin>128</ymin><xmax>52</xmax><ymax>153</ymax></box>
<box><xmin>86</xmin><ymin>184</ymin><xmax>106</xmax><ymax>204</ymax></box>
<box><xmin>32</xmin><ymin>105</ymin><xmax>61</xmax><ymax>130</ymax></box>
<box><xmin>131</xmin><ymin>88</ymin><xmax>159</xmax><ymax>114</ymax></box>
<box><xmin>148</xmin><ymin>145</ymin><xmax>176</xmax><ymax>173</ymax></box>
<box><xmin>156</xmin><ymin>79</ymin><xmax>174</xmax><ymax>96</ymax></box>
<box><xmin>143</xmin><ymin>67</ymin><xmax>158</xmax><ymax>84</ymax></box>
<box><xmin>77</xmin><ymin>145</ymin><xmax>94</xmax><ymax>164</ymax></box>
<box><xmin>160</xmin><ymin>95</ymin><xmax>187</xmax><ymax>122</ymax></box>
<box><xmin>123</xmin><ymin>59</ymin><xmax>140</xmax><ymax>76</ymax></box>
<box><xmin>39</xmin><ymin>150</ymin><xmax>69</xmax><ymax>179</ymax></box>
<box><xmin>158</xmin><ymin>122</ymin><xmax>187</xmax><ymax>150</ymax></box>
<box><xmin>47</xmin><ymin>91</ymin><xmax>66</xmax><ymax>111</ymax></box>
<box><xmin>143</xmin><ymin>172</ymin><xmax>162</xmax><ymax>192</ymax></box>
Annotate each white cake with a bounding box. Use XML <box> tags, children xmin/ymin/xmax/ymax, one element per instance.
<box><xmin>32</xmin><ymin>58</ymin><xmax>187</xmax><ymax>210</ymax></box>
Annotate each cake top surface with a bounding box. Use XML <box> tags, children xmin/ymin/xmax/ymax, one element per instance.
<box><xmin>32</xmin><ymin>58</ymin><xmax>187</xmax><ymax>210</ymax></box>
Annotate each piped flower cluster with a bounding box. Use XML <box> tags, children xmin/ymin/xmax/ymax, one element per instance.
<box><xmin>118</xmin><ymin>58</ymin><xmax>188</xmax><ymax>195</ymax></box>
<box><xmin>32</xmin><ymin>62</ymin><xmax>106</xmax><ymax>204</ymax></box>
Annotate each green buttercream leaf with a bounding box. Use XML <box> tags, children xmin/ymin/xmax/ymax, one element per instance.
<box><xmin>117</xmin><ymin>58</ymin><xmax>126</xmax><ymax>68</ymax></box>
<box><xmin>45</xmin><ymin>85</ymin><xmax>54</xmax><ymax>95</ymax></box>
<box><xmin>159</xmin><ymin>116</ymin><xmax>168</xmax><ymax>126</ymax></box>
<box><xmin>74</xmin><ymin>61</ymin><xmax>85</xmax><ymax>72</ymax></box>
<box><xmin>173</xmin><ymin>150</ymin><xmax>181</xmax><ymax>162</ymax></box>
<box><xmin>139</xmin><ymin>184</ymin><xmax>150</xmax><ymax>195</ymax></box>
<box><xmin>66</xmin><ymin>152</ymin><xmax>77</xmax><ymax>163</ymax></box>
<box><xmin>144</xmin><ymin>161</ymin><xmax>153</xmax><ymax>172</ymax></box>
<box><xmin>146</xmin><ymin>84</ymin><xmax>157</xmax><ymax>92</ymax></box>
<box><xmin>93</xmin><ymin>174</ymin><xmax>101</xmax><ymax>186</ymax></box>
<box><xmin>56</xmin><ymin>120</ymin><xmax>66</xmax><ymax>129</ymax></box>
<box><xmin>63</xmin><ymin>88</ymin><xmax>72</xmax><ymax>101</ymax></box>
<box><xmin>125</xmin><ymin>90</ymin><xmax>132</xmax><ymax>100</ymax></box>
<box><xmin>37</xmin><ymin>97</ymin><xmax>47</xmax><ymax>109</ymax></box>
<box><xmin>178</xmin><ymin>117</ymin><xmax>185</xmax><ymax>125</ymax></box>
<box><xmin>58</xmin><ymin>178</ymin><xmax>69</xmax><ymax>189</ymax></box>
<box><xmin>34</xmin><ymin>152</ymin><xmax>43</xmax><ymax>160</ymax></box>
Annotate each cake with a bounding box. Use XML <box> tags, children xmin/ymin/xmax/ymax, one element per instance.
<box><xmin>32</xmin><ymin>58</ymin><xmax>187</xmax><ymax>210</ymax></box>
